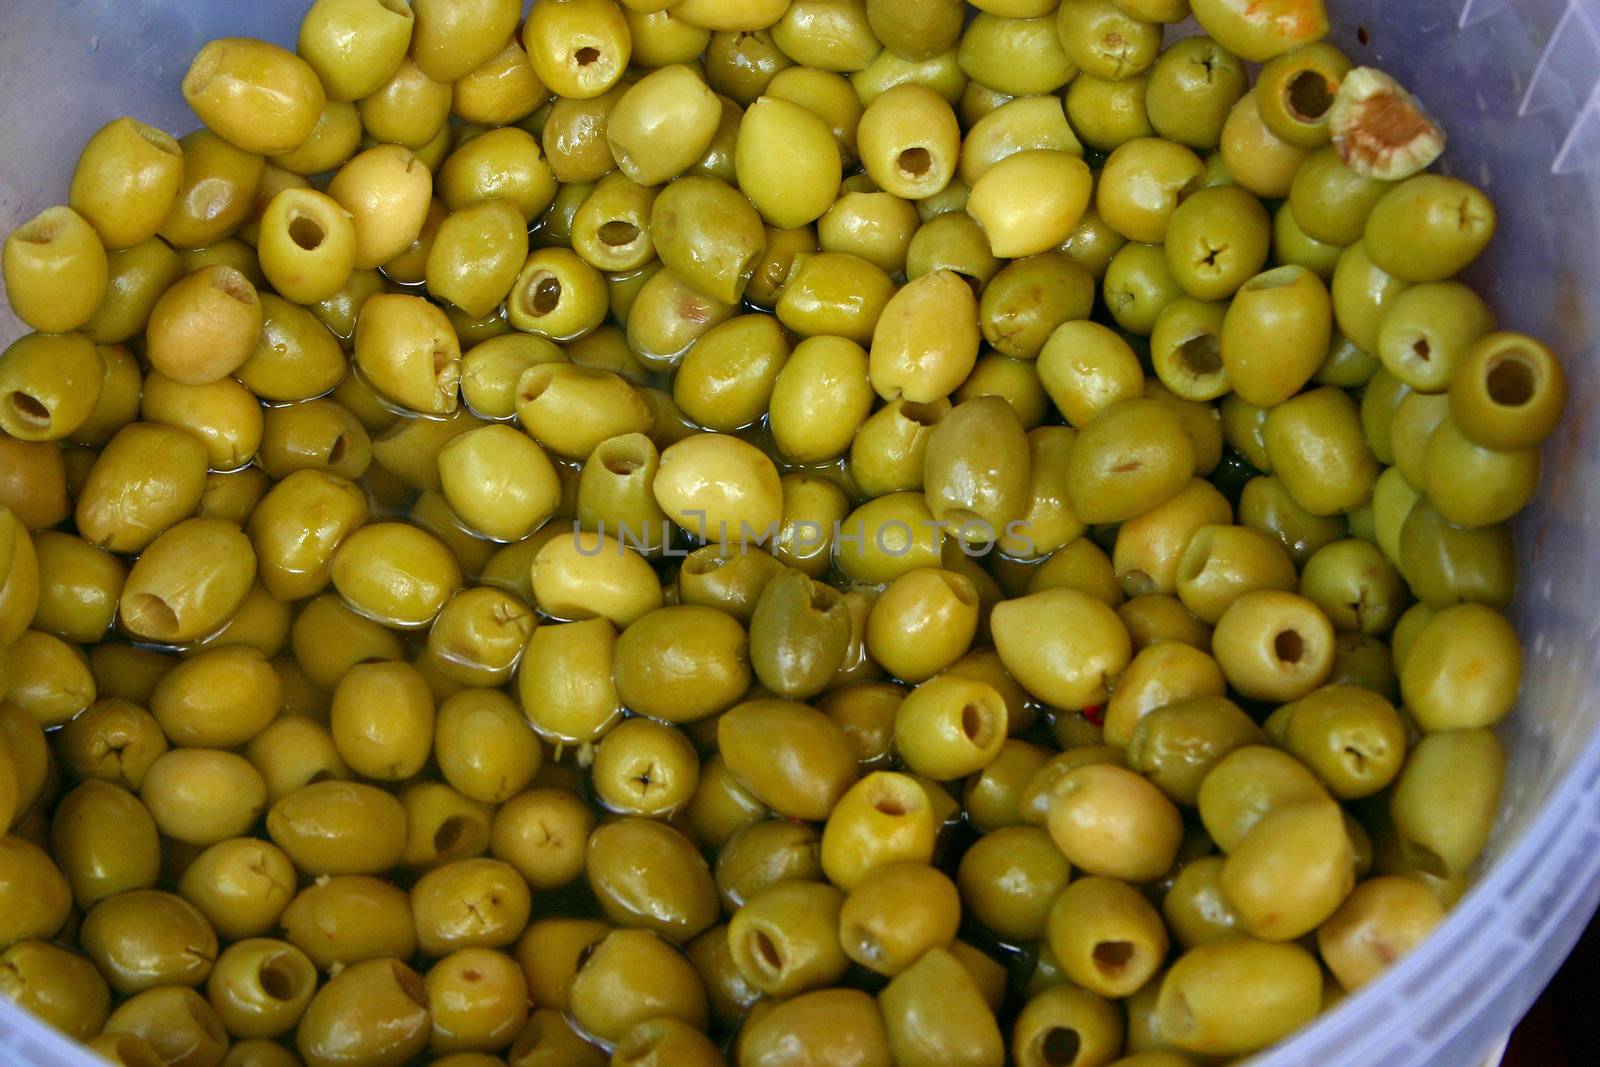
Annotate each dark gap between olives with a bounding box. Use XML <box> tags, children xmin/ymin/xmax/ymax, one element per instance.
<box><xmin>393</xmin><ymin>961</ymin><xmax>428</xmax><ymax>1008</ymax></box>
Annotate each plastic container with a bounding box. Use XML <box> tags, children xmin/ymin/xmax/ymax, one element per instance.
<box><xmin>4</xmin><ymin>0</ymin><xmax>1600</xmax><ymax>1064</ymax></box>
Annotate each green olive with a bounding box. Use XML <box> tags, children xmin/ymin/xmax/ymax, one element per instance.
<box><xmin>1222</xmin><ymin>265</ymin><xmax>1332</xmax><ymax>408</ymax></box>
<box><xmin>1155</xmin><ymin>939</ymin><xmax>1321</xmax><ymax>1055</ymax></box>
<box><xmin>586</xmin><ymin>818</ymin><xmax>718</xmax><ymax>944</ymax></box>
<box><xmin>297</xmin><ymin>958</ymin><xmax>430</xmax><ymax>1067</ymax></box>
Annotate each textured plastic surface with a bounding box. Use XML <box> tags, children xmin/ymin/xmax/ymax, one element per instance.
<box><xmin>4</xmin><ymin>1</ymin><xmax>1600</xmax><ymax>1065</ymax></box>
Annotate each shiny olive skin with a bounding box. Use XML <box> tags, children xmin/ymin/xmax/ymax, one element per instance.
<box><xmin>1166</xmin><ymin>186</ymin><xmax>1270</xmax><ymax>301</ymax></box>
<box><xmin>568</xmin><ymin>927</ymin><xmax>708</xmax><ymax>1047</ymax></box>
<box><xmin>1397</xmin><ymin>502</ymin><xmax>1517</xmax><ymax>611</ymax></box>
<box><xmin>295</xmin><ymin>958</ymin><xmax>430</xmax><ymax>1067</ymax></box>
<box><xmin>182</xmin><ymin>37</ymin><xmax>325</xmax><ymax>155</ymax></box>
<box><xmin>1130</xmin><ymin>695</ymin><xmax>1266</xmax><ymax>805</ymax></box>
<box><xmin>978</xmin><ymin>253</ymin><xmax>1095</xmax><ymax>360</ymax></box>
<box><xmin>178</xmin><ymin>837</ymin><xmax>297</xmax><ymax>943</ymax></box>
<box><xmin>266</xmin><ymin>780</ymin><xmax>407</xmax><ymax>877</ymax></box>
<box><xmin>1147</xmin><ymin>37</ymin><xmax>1248</xmax><ymax>150</ymax></box>
<box><xmin>1449</xmin><ymin>332</ymin><xmax>1567</xmax><ymax>450</ymax></box>
<box><xmin>1114</xmin><ymin>477</ymin><xmax>1231</xmax><ymax>600</ymax></box>
<box><xmin>1221</xmin><ymin>796</ymin><xmax>1354</xmax><ymax>940</ymax></box>
<box><xmin>1065</xmin><ymin>398</ymin><xmax>1195</xmax><ymax>524</ymax></box>
<box><xmin>70</xmin><ymin>118</ymin><xmax>185</xmax><ymax>250</ymax></box>
<box><xmin>611</xmin><ymin>604</ymin><xmax>749</xmax><ymax>721</ymax></box>
<box><xmin>1401</xmin><ymin>603</ymin><xmax>1522</xmax><ymax>732</ymax></box>
<box><xmin>745</xmin><ymin>566</ymin><xmax>851</xmax><ymax>700</ymax></box>
<box><xmin>993</xmin><ymin>586</ymin><xmax>1132</xmax><ymax>711</ymax></box>
<box><xmin>1364</xmin><ymin>174</ymin><xmax>1497</xmax><ymax>283</ymax></box>
<box><xmin>820</xmin><ymin>772</ymin><xmax>940</xmax><ymax>891</ymax></box>
<box><xmin>0</xmin><ymin>940</ymin><xmax>111</xmax><ymax>1042</ymax></box>
<box><xmin>586</xmin><ymin>818</ymin><xmax>718</xmax><ymax>943</ymax></box>
<box><xmin>512</xmin><ymin>919</ymin><xmax>608</xmax><ymax>1022</ymax></box>
<box><xmin>725</xmin><ymin>878</ymin><xmax>848</xmax><ymax>998</ymax></box>
<box><xmin>958</xmin><ymin>825</ymin><xmax>1072</xmax><ymax>942</ymax></box>
<box><xmin>878</xmin><ymin>945</ymin><xmax>1006</xmax><ymax>1067</ymax></box>
<box><xmin>1239</xmin><ymin>474</ymin><xmax>1349</xmax><ymax>567</ymax></box>
<box><xmin>99</xmin><ymin>986</ymin><xmax>230</xmax><ymax>1067</ymax></box>
<box><xmin>410</xmin><ymin>857</ymin><xmax>531</xmax><ymax>957</ymax></box>
<box><xmin>79</xmin><ymin>888</ymin><xmax>219</xmax><ymax>995</ymax></box>
<box><xmin>4</xmin><ymin>206</ymin><xmax>109</xmax><ymax>335</ymax></box>
<box><xmin>591</xmin><ymin>717</ymin><xmax>699</xmax><ymax>819</ymax></box>
<box><xmin>0</xmin><ymin>17</ymin><xmax>1569</xmax><ymax>1067</ymax></box>
<box><xmin>674</xmin><ymin>314</ymin><xmax>791</xmax><ymax>432</ymax></box>
<box><xmin>139</xmin><ymin>746</ymin><xmax>268</xmax><ymax>847</ymax></box>
<box><xmin>1155</xmin><ymin>938</ymin><xmax>1321</xmax><ymax>1055</ymax></box>
<box><xmin>1162</xmin><ymin>855</ymin><xmax>1244</xmax><ymax>949</ymax></box>
<box><xmin>1263</xmin><ymin>385</ymin><xmax>1380</xmax><ymax>517</ymax></box>
<box><xmin>720</xmin><ymin>697</ymin><xmax>858</xmax><ymax>820</ymax></box>
<box><xmin>1284</xmin><ymin>684</ymin><xmax>1408</xmax><ymax>798</ymax></box>
<box><xmin>740</xmin><ymin>988</ymin><xmax>891</xmax><ymax>1067</ymax></box>
<box><xmin>1318</xmin><ymin>875</ymin><xmax>1445</xmax><ymax>992</ymax></box>
<box><xmin>158</xmin><ymin>129</ymin><xmax>265</xmax><ymax>252</ymax></box>
<box><xmin>1046</xmin><ymin>877</ymin><xmax>1169</xmax><ymax>1004</ymax></box>
<box><xmin>923</xmin><ymin>395</ymin><xmax>1030</xmax><ymax>545</ymax></box>
<box><xmin>1222</xmin><ymin>265</ymin><xmax>1332</xmax><ymax>408</ymax></box>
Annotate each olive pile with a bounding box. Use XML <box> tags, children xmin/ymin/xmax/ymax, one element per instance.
<box><xmin>0</xmin><ymin>0</ymin><xmax>1566</xmax><ymax>1066</ymax></box>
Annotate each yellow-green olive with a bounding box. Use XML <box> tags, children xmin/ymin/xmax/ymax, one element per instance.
<box><xmin>736</xmin><ymin>95</ymin><xmax>844</xmax><ymax>228</ymax></box>
<box><xmin>968</xmin><ymin>150</ymin><xmax>1094</xmax><ymax>258</ymax></box>
<box><xmin>70</xmin><ymin>118</ymin><xmax>186</xmax><ymax>250</ymax></box>
<box><xmin>1154</xmin><ymin>938</ymin><xmax>1322</xmax><ymax>1056</ymax></box>
<box><xmin>608</xmin><ymin>64</ymin><xmax>723</xmax><ymax>186</ymax></box>
<box><xmin>4</xmin><ymin>206</ymin><xmax>109</xmax><ymax>334</ymax></box>
<box><xmin>182</xmin><ymin>37</ymin><xmax>326</xmax><ymax>155</ymax></box>
<box><xmin>297</xmin><ymin>958</ymin><xmax>431</xmax><ymax>1067</ymax></box>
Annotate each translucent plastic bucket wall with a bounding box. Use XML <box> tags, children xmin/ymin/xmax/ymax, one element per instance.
<box><xmin>4</xmin><ymin>1</ymin><xmax>1600</xmax><ymax>1065</ymax></box>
